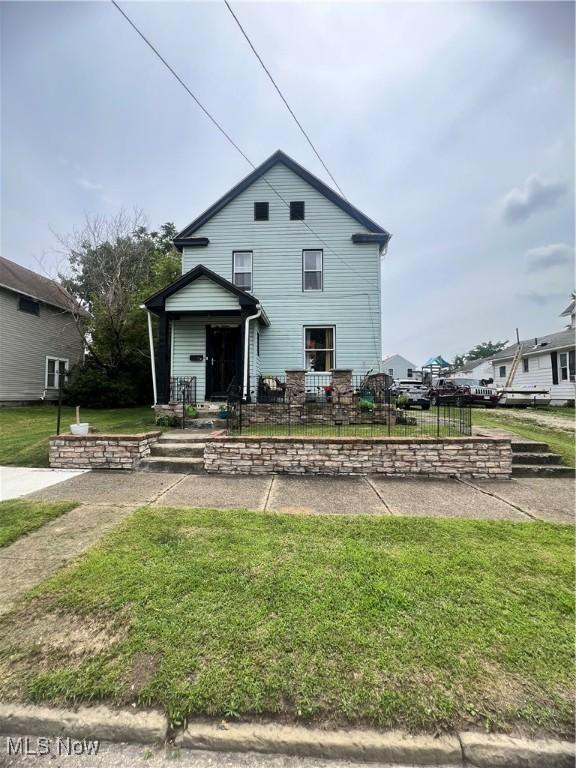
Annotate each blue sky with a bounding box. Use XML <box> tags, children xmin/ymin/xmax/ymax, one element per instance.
<box><xmin>1</xmin><ymin>1</ymin><xmax>574</xmax><ymax>364</ymax></box>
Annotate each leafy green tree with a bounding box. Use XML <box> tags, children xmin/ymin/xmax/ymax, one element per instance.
<box><xmin>59</xmin><ymin>211</ymin><xmax>180</xmax><ymax>405</ymax></box>
<box><xmin>452</xmin><ymin>340</ymin><xmax>508</xmax><ymax>369</ymax></box>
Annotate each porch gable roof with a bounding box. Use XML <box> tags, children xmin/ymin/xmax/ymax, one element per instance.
<box><xmin>144</xmin><ymin>264</ymin><xmax>260</xmax><ymax>314</ymax></box>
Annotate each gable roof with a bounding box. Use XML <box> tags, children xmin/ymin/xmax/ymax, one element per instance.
<box><xmin>174</xmin><ymin>150</ymin><xmax>391</xmax><ymax>250</ymax></box>
<box><xmin>560</xmin><ymin>293</ymin><xmax>575</xmax><ymax>317</ymax></box>
<box><xmin>381</xmin><ymin>354</ymin><xmax>416</xmax><ymax>368</ymax></box>
<box><xmin>492</xmin><ymin>328</ymin><xmax>575</xmax><ymax>361</ymax></box>
<box><xmin>144</xmin><ymin>264</ymin><xmax>269</xmax><ymax>323</ymax></box>
<box><xmin>0</xmin><ymin>255</ymin><xmax>88</xmax><ymax>316</ymax></box>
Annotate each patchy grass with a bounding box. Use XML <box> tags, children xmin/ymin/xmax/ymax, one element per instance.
<box><xmin>0</xmin><ymin>508</ymin><xmax>572</xmax><ymax>738</ymax></box>
<box><xmin>0</xmin><ymin>406</ymin><xmax>157</xmax><ymax>467</ymax></box>
<box><xmin>473</xmin><ymin>410</ymin><xmax>575</xmax><ymax>467</ymax></box>
<box><xmin>0</xmin><ymin>500</ymin><xmax>78</xmax><ymax>547</ymax></box>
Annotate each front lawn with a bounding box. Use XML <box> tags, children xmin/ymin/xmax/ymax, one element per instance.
<box><xmin>1</xmin><ymin>508</ymin><xmax>572</xmax><ymax>738</ymax></box>
<box><xmin>0</xmin><ymin>406</ymin><xmax>157</xmax><ymax>467</ymax></box>
<box><xmin>473</xmin><ymin>410</ymin><xmax>575</xmax><ymax>467</ymax></box>
<box><xmin>0</xmin><ymin>499</ymin><xmax>78</xmax><ymax>547</ymax></box>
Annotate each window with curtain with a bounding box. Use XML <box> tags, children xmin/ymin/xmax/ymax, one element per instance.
<box><xmin>304</xmin><ymin>327</ymin><xmax>334</xmax><ymax>371</ymax></box>
<box><xmin>302</xmin><ymin>250</ymin><xmax>323</xmax><ymax>291</ymax></box>
<box><xmin>232</xmin><ymin>251</ymin><xmax>253</xmax><ymax>291</ymax></box>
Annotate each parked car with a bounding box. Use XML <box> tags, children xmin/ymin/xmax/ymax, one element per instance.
<box><xmin>393</xmin><ymin>381</ymin><xmax>431</xmax><ymax>410</ymax></box>
<box><xmin>429</xmin><ymin>378</ymin><xmax>500</xmax><ymax>407</ymax></box>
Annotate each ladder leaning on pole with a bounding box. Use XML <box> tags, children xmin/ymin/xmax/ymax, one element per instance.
<box><xmin>504</xmin><ymin>343</ymin><xmax>523</xmax><ymax>388</ymax></box>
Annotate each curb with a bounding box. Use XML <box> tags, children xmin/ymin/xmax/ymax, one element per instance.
<box><xmin>0</xmin><ymin>704</ymin><xmax>165</xmax><ymax>745</ymax></box>
<box><xmin>0</xmin><ymin>703</ymin><xmax>573</xmax><ymax>768</ymax></box>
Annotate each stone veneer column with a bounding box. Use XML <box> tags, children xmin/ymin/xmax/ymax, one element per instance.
<box><xmin>330</xmin><ymin>369</ymin><xmax>354</xmax><ymax>405</ymax></box>
<box><xmin>285</xmin><ymin>369</ymin><xmax>306</xmax><ymax>404</ymax></box>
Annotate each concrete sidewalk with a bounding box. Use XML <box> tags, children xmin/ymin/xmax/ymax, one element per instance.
<box><xmin>27</xmin><ymin>471</ymin><xmax>575</xmax><ymax>523</ymax></box>
<box><xmin>0</xmin><ymin>465</ymin><xmax>87</xmax><ymax>501</ymax></box>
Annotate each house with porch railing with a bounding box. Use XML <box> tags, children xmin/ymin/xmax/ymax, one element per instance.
<box><xmin>143</xmin><ymin>150</ymin><xmax>391</xmax><ymax>410</ymax></box>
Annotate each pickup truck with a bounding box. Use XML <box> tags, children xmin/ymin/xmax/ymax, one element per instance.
<box><xmin>429</xmin><ymin>378</ymin><xmax>500</xmax><ymax>407</ymax></box>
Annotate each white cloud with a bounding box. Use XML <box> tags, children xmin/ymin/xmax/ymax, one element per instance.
<box><xmin>499</xmin><ymin>175</ymin><xmax>567</xmax><ymax>224</ymax></box>
<box><xmin>526</xmin><ymin>242</ymin><xmax>574</xmax><ymax>272</ymax></box>
<box><xmin>76</xmin><ymin>177</ymin><xmax>103</xmax><ymax>192</ymax></box>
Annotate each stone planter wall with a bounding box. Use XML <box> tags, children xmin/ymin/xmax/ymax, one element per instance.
<box><xmin>204</xmin><ymin>436</ymin><xmax>512</xmax><ymax>479</ymax></box>
<box><xmin>49</xmin><ymin>432</ymin><xmax>161</xmax><ymax>470</ymax></box>
<box><xmin>236</xmin><ymin>402</ymin><xmax>397</xmax><ymax>427</ymax></box>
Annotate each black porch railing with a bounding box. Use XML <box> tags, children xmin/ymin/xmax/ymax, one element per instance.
<box><xmin>169</xmin><ymin>377</ymin><xmax>197</xmax><ymax>430</ymax></box>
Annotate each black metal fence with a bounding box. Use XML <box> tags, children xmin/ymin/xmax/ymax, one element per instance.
<box><xmin>170</xmin><ymin>377</ymin><xmax>197</xmax><ymax>430</ymax></box>
<box><xmin>228</xmin><ymin>378</ymin><xmax>472</xmax><ymax>438</ymax></box>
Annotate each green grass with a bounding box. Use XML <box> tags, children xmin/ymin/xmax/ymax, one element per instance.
<box><xmin>237</xmin><ymin>419</ymin><xmax>465</xmax><ymax>438</ymax></box>
<box><xmin>0</xmin><ymin>406</ymin><xmax>157</xmax><ymax>467</ymax></box>
<box><xmin>473</xmin><ymin>410</ymin><xmax>575</xmax><ymax>467</ymax></box>
<box><xmin>0</xmin><ymin>499</ymin><xmax>78</xmax><ymax>547</ymax></box>
<box><xmin>1</xmin><ymin>508</ymin><xmax>572</xmax><ymax>737</ymax></box>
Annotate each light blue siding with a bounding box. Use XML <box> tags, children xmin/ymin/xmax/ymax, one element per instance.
<box><xmin>166</xmin><ymin>276</ymin><xmax>240</xmax><ymax>311</ymax></box>
<box><xmin>179</xmin><ymin>163</ymin><xmax>382</xmax><ymax>379</ymax></box>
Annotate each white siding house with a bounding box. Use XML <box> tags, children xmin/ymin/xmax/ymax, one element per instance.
<box><xmin>382</xmin><ymin>354</ymin><xmax>420</xmax><ymax>381</ymax></box>
<box><xmin>144</xmin><ymin>151</ymin><xmax>390</xmax><ymax>403</ymax></box>
<box><xmin>0</xmin><ymin>256</ymin><xmax>86</xmax><ymax>404</ymax></box>
<box><xmin>491</xmin><ymin>298</ymin><xmax>575</xmax><ymax>404</ymax></box>
<box><xmin>451</xmin><ymin>357</ymin><xmax>495</xmax><ymax>382</ymax></box>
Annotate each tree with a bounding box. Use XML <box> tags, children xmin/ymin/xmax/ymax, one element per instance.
<box><xmin>58</xmin><ymin>211</ymin><xmax>180</xmax><ymax>406</ymax></box>
<box><xmin>452</xmin><ymin>340</ymin><xmax>508</xmax><ymax>369</ymax></box>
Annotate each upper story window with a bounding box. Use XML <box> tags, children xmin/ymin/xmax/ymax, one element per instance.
<box><xmin>407</xmin><ymin>368</ymin><xmax>413</xmax><ymax>378</ymax></box>
<box><xmin>522</xmin><ymin>358</ymin><xmax>529</xmax><ymax>373</ymax></box>
<box><xmin>18</xmin><ymin>295</ymin><xmax>40</xmax><ymax>315</ymax></box>
<box><xmin>499</xmin><ymin>365</ymin><xmax>506</xmax><ymax>378</ymax></box>
<box><xmin>302</xmin><ymin>249</ymin><xmax>323</xmax><ymax>291</ymax></box>
<box><xmin>290</xmin><ymin>201</ymin><xmax>305</xmax><ymax>220</ymax></box>
<box><xmin>233</xmin><ymin>251</ymin><xmax>253</xmax><ymax>292</ymax></box>
<box><xmin>254</xmin><ymin>202</ymin><xmax>269</xmax><ymax>221</ymax></box>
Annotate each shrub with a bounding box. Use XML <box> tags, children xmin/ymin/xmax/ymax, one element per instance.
<box><xmin>155</xmin><ymin>414</ymin><xmax>179</xmax><ymax>428</ymax></box>
<box><xmin>358</xmin><ymin>398</ymin><xmax>375</xmax><ymax>412</ymax></box>
<box><xmin>64</xmin><ymin>361</ymin><xmax>152</xmax><ymax>408</ymax></box>
<box><xmin>185</xmin><ymin>405</ymin><xmax>199</xmax><ymax>419</ymax></box>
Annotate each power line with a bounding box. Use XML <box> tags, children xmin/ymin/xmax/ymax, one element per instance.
<box><xmin>223</xmin><ymin>0</ymin><xmax>347</xmax><ymax>199</ymax></box>
<box><xmin>110</xmin><ymin>1</ymin><xmax>381</xmax><ymax>355</ymax></box>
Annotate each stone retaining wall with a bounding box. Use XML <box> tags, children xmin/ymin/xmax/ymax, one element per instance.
<box><xmin>204</xmin><ymin>436</ymin><xmax>512</xmax><ymax>479</ymax></box>
<box><xmin>49</xmin><ymin>432</ymin><xmax>161</xmax><ymax>470</ymax></box>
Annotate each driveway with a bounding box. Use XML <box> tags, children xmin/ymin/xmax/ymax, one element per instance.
<box><xmin>0</xmin><ymin>466</ymin><xmax>87</xmax><ymax>501</ymax></box>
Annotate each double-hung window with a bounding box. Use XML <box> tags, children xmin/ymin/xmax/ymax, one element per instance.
<box><xmin>232</xmin><ymin>251</ymin><xmax>253</xmax><ymax>292</ymax></box>
<box><xmin>18</xmin><ymin>295</ymin><xmax>40</xmax><ymax>315</ymax></box>
<box><xmin>45</xmin><ymin>357</ymin><xmax>68</xmax><ymax>389</ymax></box>
<box><xmin>304</xmin><ymin>327</ymin><xmax>334</xmax><ymax>372</ymax></box>
<box><xmin>559</xmin><ymin>352</ymin><xmax>569</xmax><ymax>381</ymax></box>
<box><xmin>499</xmin><ymin>365</ymin><xmax>506</xmax><ymax>378</ymax></box>
<box><xmin>302</xmin><ymin>249</ymin><xmax>323</xmax><ymax>291</ymax></box>
<box><xmin>522</xmin><ymin>358</ymin><xmax>529</xmax><ymax>373</ymax></box>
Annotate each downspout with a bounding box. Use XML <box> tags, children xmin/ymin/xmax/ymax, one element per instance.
<box><xmin>141</xmin><ymin>305</ymin><xmax>158</xmax><ymax>406</ymax></box>
<box><xmin>243</xmin><ymin>305</ymin><xmax>262</xmax><ymax>400</ymax></box>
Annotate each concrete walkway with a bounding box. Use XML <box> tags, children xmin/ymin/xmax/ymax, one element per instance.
<box><xmin>0</xmin><ymin>466</ymin><xmax>87</xmax><ymax>501</ymax></box>
<box><xmin>26</xmin><ymin>470</ymin><xmax>575</xmax><ymax>523</ymax></box>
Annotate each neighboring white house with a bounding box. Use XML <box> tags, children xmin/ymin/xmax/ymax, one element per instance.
<box><xmin>382</xmin><ymin>354</ymin><xmax>421</xmax><ymax>381</ymax></box>
<box><xmin>0</xmin><ymin>256</ymin><xmax>87</xmax><ymax>404</ymax></box>
<box><xmin>491</xmin><ymin>296</ymin><xmax>575</xmax><ymax>405</ymax></box>
<box><xmin>451</xmin><ymin>357</ymin><xmax>495</xmax><ymax>382</ymax></box>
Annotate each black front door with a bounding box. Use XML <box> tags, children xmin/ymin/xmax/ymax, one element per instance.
<box><xmin>205</xmin><ymin>325</ymin><xmax>242</xmax><ymax>399</ymax></box>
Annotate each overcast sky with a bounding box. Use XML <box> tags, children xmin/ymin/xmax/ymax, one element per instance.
<box><xmin>1</xmin><ymin>0</ymin><xmax>574</xmax><ymax>364</ymax></box>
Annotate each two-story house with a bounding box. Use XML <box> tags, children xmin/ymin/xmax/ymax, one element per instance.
<box><xmin>0</xmin><ymin>256</ymin><xmax>87</xmax><ymax>404</ymax></box>
<box><xmin>144</xmin><ymin>151</ymin><xmax>390</xmax><ymax>403</ymax></box>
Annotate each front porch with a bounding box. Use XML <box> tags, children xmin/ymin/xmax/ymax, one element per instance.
<box><xmin>143</xmin><ymin>264</ymin><xmax>270</xmax><ymax>407</ymax></box>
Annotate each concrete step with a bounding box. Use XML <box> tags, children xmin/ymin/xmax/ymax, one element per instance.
<box><xmin>510</xmin><ymin>440</ymin><xmax>549</xmax><ymax>453</ymax></box>
<box><xmin>159</xmin><ymin>431</ymin><xmax>214</xmax><ymax>442</ymax></box>
<box><xmin>151</xmin><ymin>442</ymin><xmax>205</xmax><ymax>458</ymax></box>
<box><xmin>139</xmin><ymin>456</ymin><xmax>205</xmax><ymax>474</ymax></box>
<box><xmin>512</xmin><ymin>464</ymin><xmax>574</xmax><ymax>478</ymax></box>
<box><xmin>184</xmin><ymin>418</ymin><xmax>227</xmax><ymax>429</ymax></box>
<box><xmin>512</xmin><ymin>452</ymin><xmax>563</xmax><ymax>465</ymax></box>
